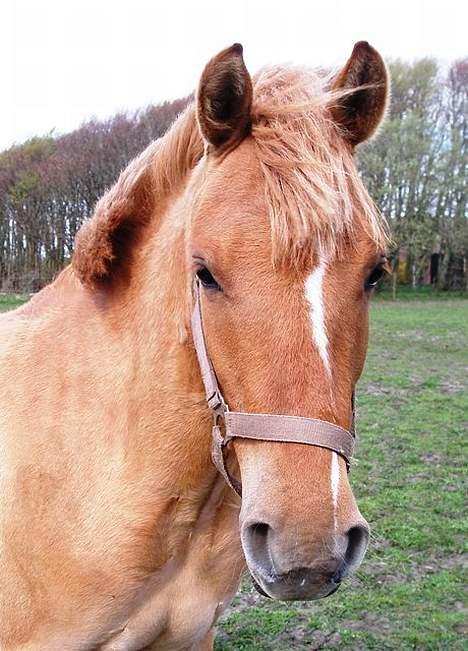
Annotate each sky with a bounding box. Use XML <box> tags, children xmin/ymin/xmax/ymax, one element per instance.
<box><xmin>1</xmin><ymin>0</ymin><xmax>466</xmax><ymax>151</ymax></box>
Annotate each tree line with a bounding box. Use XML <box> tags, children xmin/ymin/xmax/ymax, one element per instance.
<box><xmin>0</xmin><ymin>98</ymin><xmax>190</xmax><ymax>291</ymax></box>
<box><xmin>358</xmin><ymin>58</ymin><xmax>467</xmax><ymax>291</ymax></box>
<box><xmin>0</xmin><ymin>58</ymin><xmax>466</xmax><ymax>292</ymax></box>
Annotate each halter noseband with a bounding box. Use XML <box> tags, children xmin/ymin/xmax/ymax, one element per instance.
<box><xmin>191</xmin><ymin>280</ymin><xmax>356</xmax><ymax>496</ymax></box>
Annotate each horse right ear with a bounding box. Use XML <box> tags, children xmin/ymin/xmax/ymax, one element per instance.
<box><xmin>330</xmin><ymin>41</ymin><xmax>389</xmax><ymax>147</ymax></box>
<box><xmin>196</xmin><ymin>43</ymin><xmax>253</xmax><ymax>154</ymax></box>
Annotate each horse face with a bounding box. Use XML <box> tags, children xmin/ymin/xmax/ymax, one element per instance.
<box><xmin>190</xmin><ymin>43</ymin><xmax>389</xmax><ymax>600</ymax></box>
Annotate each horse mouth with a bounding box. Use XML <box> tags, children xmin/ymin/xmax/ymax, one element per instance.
<box><xmin>251</xmin><ymin>574</ymin><xmax>272</xmax><ymax>598</ymax></box>
<box><xmin>249</xmin><ymin>569</ymin><xmax>342</xmax><ymax>601</ymax></box>
<box><xmin>324</xmin><ymin>582</ymin><xmax>341</xmax><ymax>598</ymax></box>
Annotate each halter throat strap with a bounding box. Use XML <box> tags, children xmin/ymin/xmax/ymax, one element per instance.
<box><xmin>191</xmin><ymin>280</ymin><xmax>356</xmax><ymax>496</ymax></box>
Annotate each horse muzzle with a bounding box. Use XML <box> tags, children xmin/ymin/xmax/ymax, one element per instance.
<box><xmin>241</xmin><ymin>519</ymin><xmax>370</xmax><ymax>601</ymax></box>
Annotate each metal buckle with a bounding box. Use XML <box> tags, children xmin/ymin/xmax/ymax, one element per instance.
<box><xmin>207</xmin><ymin>390</ymin><xmax>228</xmax><ymax>415</ymax></box>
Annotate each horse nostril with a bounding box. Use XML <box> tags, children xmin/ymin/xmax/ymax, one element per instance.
<box><xmin>336</xmin><ymin>523</ymin><xmax>369</xmax><ymax>581</ymax></box>
<box><xmin>247</xmin><ymin>521</ymin><xmax>271</xmax><ymax>549</ymax></box>
<box><xmin>242</xmin><ymin>521</ymin><xmax>273</xmax><ymax>573</ymax></box>
<box><xmin>346</xmin><ymin>524</ymin><xmax>369</xmax><ymax>561</ymax></box>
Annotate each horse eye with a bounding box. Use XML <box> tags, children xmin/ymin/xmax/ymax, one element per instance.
<box><xmin>365</xmin><ymin>264</ymin><xmax>386</xmax><ymax>290</ymax></box>
<box><xmin>196</xmin><ymin>266</ymin><xmax>221</xmax><ymax>291</ymax></box>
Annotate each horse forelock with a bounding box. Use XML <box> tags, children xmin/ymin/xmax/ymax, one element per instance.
<box><xmin>249</xmin><ymin>65</ymin><xmax>389</xmax><ymax>265</ymax></box>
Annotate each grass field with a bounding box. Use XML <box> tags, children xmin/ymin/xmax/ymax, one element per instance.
<box><xmin>2</xmin><ymin>293</ymin><xmax>467</xmax><ymax>649</ymax></box>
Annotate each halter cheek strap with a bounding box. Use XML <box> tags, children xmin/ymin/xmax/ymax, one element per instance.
<box><xmin>191</xmin><ymin>280</ymin><xmax>356</xmax><ymax>496</ymax></box>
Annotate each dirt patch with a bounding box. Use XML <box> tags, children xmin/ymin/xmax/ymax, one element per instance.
<box><xmin>363</xmin><ymin>552</ymin><xmax>468</xmax><ymax>586</ymax></box>
<box><xmin>275</xmin><ymin>627</ymin><xmax>342</xmax><ymax>650</ymax></box>
<box><xmin>361</xmin><ymin>560</ymin><xmax>406</xmax><ymax>586</ymax></box>
<box><xmin>441</xmin><ymin>380</ymin><xmax>466</xmax><ymax>394</ymax></box>
<box><xmin>420</xmin><ymin>451</ymin><xmax>443</xmax><ymax>463</ymax></box>
<box><xmin>427</xmin><ymin>553</ymin><xmax>468</xmax><ymax>572</ymax></box>
<box><xmin>364</xmin><ymin>383</ymin><xmax>392</xmax><ymax>396</ymax></box>
<box><xmin>342</xmin><ymin>611</ymin><xmax>392</xmax><ymax>635</ymax></box>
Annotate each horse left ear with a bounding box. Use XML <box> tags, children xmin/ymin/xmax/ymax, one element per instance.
<box><xmin>330</xmin><ymin>41</ymin><xmax>389</xmax><ymax>147</ymax></box>
<box><xmin>197</xmin><ymin>43</ymin><xmax>253</xmax><ymax>154</ymax></box>
<box><xmin>72</xmin><ymin>144</ymin><xmax>157</xmax><ymax>288</ymax></box>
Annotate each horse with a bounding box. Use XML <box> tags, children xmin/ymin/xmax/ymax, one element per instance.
<box><xmin>0</xmin><ymin>41</ymin><xmax>389</xmax><ymax>650</ymax></box>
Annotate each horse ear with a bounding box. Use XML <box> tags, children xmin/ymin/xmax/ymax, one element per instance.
<box><xmin>73</xmin><ymin>144</ymin><xmax>156</xmax><ymax>288</ymax></box>
<box><xmin>197</xmin><ymin>43</ymin><xmax>253</xmax><ymax>153</ymax></box>
<box><xmin>330</xmin><ymin>41</ymin><xmax>389</xmax><ymax>147</ymax></box>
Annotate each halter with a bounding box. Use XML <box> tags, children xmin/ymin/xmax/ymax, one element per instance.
<box><xmin>191</xmin><ymin>280</ymin><xmax>356</xmax><ymax>496</ymax></box>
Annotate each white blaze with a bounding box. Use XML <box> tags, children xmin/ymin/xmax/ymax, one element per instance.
<box><xmin>306</xmin><ymin>259</ymin><xmax>339</xmax><ymax>527</ymax></box>
<box><xmin>305</xmin><ymin>259</ymin><xmax>330</xmax><ymax>375</ymax></box>
<box><xmin>330</xmin><ymin>452</ymin><xmax>340</xmax><ymax>530</ymax></box>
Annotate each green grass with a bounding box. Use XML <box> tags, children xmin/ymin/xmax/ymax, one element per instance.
<box><xmin>217</xmin><ymin>299</ymin><xmax>468</xmax><ymax>650</ymax></box>
<box><xmin>2</xmin><ymin>292</ymin><xmax>466</xmax><ymax>649</ymax></box>
<box><xmin>376</xmin><ymin>285</ymin><xmax>466</xmax><ymax>301</ymax></box>
<box><xmin>0</xmin><ymin>294</ymin><xmax>30</xmax><ymax>312</ymax></box>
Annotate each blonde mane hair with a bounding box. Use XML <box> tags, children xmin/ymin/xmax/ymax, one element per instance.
<box><xmin>250</xmin><ymin>65</ymin><xmax>388</xmax><ymax>264</ymax></box>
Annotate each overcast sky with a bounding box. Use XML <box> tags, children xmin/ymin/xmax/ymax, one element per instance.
<box><xmin>1</xmin><ymin>0</ymin><xmax>466</xmax><ymax>151</ymax></box>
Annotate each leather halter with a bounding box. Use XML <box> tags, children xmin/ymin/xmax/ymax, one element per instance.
<box><xmin>191</xmin><ymin>280</ymin><xmax>356</xmax><ymax>496</ymax></box>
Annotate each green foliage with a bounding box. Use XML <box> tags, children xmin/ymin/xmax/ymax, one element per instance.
<box><xmin>8</xmin><ymin>171</ymin><xmax>41</xmax><ymax>206</ymax></box>
<box><xmin>0</xmin><ymin>99</ymin><xmax>190</xmax><ymax>290</ymax></box>
<box><xmin>358</xmin><ymin>58</ymin><xmax>467</xmax><ymax>290</ymax></box>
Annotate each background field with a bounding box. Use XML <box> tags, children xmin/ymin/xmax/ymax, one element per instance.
<box><xmin>0</xmin><ymin>294</ymin><xmax>31</xmax><ymax>313</ymax></box>
<box><xmin>2</xmin><ymin>293</ymin><xmax>467</xmax><ymax>649</ymax></box>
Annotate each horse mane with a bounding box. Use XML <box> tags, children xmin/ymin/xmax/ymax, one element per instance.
<box><xmin>250</xmin><ymin>65</ymin><xmax>388</xmax><ymax>264</ymax></box>
<box><xmin>73</xmin><ymin>64</ymin><xmax>387</xmax><ymax>287</ymax></box>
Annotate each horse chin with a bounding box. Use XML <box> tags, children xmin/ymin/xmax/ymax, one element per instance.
<box><xmin>249</xmin><ymin>570</ymin><xmax>342</xmax><ymax>601</ymax></box>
